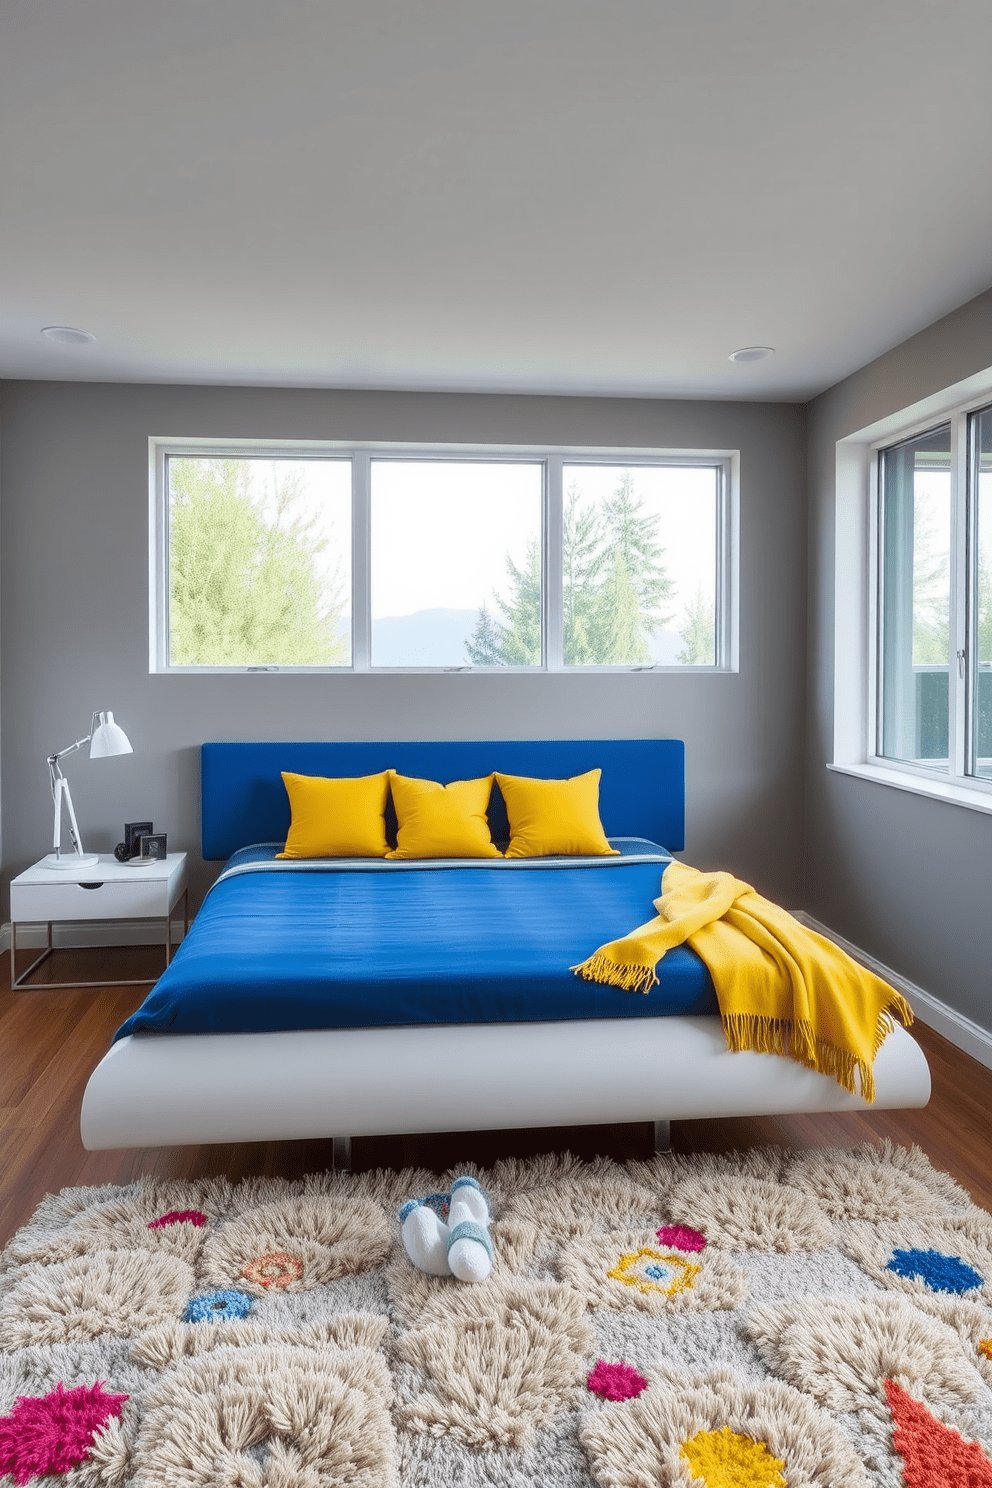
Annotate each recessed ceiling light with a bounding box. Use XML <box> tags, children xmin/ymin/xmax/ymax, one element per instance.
<box><xmin>41</xmin><ymin>325</ymin><xmax>96</xmax><ymax>345</ymax></box>
<box><xmin>729</xmin><ymin>346</ymin><xmax>774</xmax><ymax>363</ymax></box>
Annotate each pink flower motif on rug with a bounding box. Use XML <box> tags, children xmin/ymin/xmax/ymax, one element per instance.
<box><xmin>147</xmin><ymin>1209</ymin><xmax>207</xmax><ymax>1229</ymax></box>
<box><xmin>587</xmin><ymin>1360</ymin><xmax>648</xmax><ymax>1401</ymax></box>
<box><xmin>0</xmin><ymin>1381</ymin><xmax>128</xmax><ymax>1486</ymax></box>
<box><xmin>656</xmin><ymin>1223</ymin><xmax>707</xmax><ymax>1252</ymax></box>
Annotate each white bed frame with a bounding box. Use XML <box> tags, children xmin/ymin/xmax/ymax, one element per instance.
<box><xmin>81</xmin><ymin>1013</ymin><xmax>931</xmax><ymax>1161</ymax></box>
<box><xmin>79</xmin><ymin>738</ymin><xmax>933</xmax><ymax>1158</ymax></box>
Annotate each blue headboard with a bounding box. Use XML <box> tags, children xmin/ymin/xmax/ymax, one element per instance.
<box><xmin>200</xmin><ymin>738</ymin><xmax>685</xmax><ymax>860</ymax></box>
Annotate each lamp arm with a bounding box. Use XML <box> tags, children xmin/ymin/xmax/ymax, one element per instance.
<box><xmin>47</xmin><ymin>734</ymin><xmax>93</xmax><ymax>860</ymax></box>
<box><xmin>60</xmin><ymin>778</ymin><xmax>86</xmax><ymax>857</ymax></box>
<box><xmin>52</xmin><ymin>775</ymin><xmax>63</xmax><ymax>856</ymax></box>
<box><xmin>49</xmin><ymin>733</ymin><xmax>93</xmax><ymax>767</ymax></box>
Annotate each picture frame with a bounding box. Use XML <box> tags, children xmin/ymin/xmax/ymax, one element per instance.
<box><xmin>138</xmin><ymin>832</ymin><xmax>168</xmax><ymax>861</ymax></box>
<box><xmin>124</xmin><ymin>820</ymin><xmax>154</xmax><ymax>857</ymax></box>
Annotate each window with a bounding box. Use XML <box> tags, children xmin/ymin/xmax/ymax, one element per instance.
<box><xmin>972</xmin><ymin>407</ymin><xmax>992</xmax><ymax>779</ymax></box>
<box><xmin>872</xmin><ymin>401</ymin><xmax>992</xmax><ymax>788</ymax></box>
<box><xmin>877</xmin><ymin>425</ymin><xmax>951</xmax><ymax>768</ymax></box>
<box><xmin>370</xmin><ymin>460</ymin><xmax>543</xmax><ymax>667</ymax></box>
<box><xmin>561</xmin><ymin>463</ymin><xmax>718</xmax><ymax>667</ymax></box>
<box><xmin>151</xmin><ymin>442</ymin><xmax>737</xmax><ymax>673</ymax></box>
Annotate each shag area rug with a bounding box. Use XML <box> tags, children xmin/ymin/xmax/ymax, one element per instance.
<box><xmin>3</xmin><ymin>1143</ymin><xmax>992</xmax><ymax>1486</ymax></box>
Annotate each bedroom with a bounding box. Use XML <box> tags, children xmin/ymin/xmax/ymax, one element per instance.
<box><xmin>1</xmin><ymin>1</ymin><xmax>991</xmax><ymax>1241</ymax></box>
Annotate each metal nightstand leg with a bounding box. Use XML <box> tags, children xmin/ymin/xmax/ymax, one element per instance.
<box><xmin>9</xmin><ymin>915</ymin><xmax>178</xmax><ymax>991</ymax></box>
<box><xmin>11</xmin><ymin>921</ymin><xmax>58</xmax><ymax>990</ymax></box>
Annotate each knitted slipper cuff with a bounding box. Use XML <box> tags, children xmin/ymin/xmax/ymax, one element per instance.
<box><xmin>451</xmin><ymin>1176</ymin><xmax>485</xmax><ymax>1197</ymax></box>
<box><xmin>450</xmin><ymin>1175</ymin><xmax>490</xmax><ymax>1215</ymax></box>
<box><xmin>399</xmin><ymin>1193</ymin><xmax>450</xmax><ymax>1224</ymax></box>
<box><xmin>447</xmin><ymin>1221</ymin><xmax>493</xmax><ymax>1260</ymax></box>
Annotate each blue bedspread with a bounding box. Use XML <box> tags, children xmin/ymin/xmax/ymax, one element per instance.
<box><xmin>114</xmin><ymin>840</ymin><xmax>718</xmax><ymax>1041</ymax></box>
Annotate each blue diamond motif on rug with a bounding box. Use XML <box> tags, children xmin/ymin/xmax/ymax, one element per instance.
<box><xmin>885</xmin><ymin>1246</ymin><xmax>984</xmax><ymax>1294</ymax></box>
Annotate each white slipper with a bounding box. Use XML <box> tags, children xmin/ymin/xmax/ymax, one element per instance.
<box><xmin>399</xmin><ymin>1197</ymin><xmax>451</xmax><ymax>1276</ymax></box>
<box><xmin>446</xmin><ymin>1177</ymin><xmax>493</xmax><ymax>1282</ymax></box>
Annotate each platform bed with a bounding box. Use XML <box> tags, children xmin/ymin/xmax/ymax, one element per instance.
<box><xmin>80</xmin><ymin>739</ymin><xmax>931</xmax><ymax>1157</ymax></box>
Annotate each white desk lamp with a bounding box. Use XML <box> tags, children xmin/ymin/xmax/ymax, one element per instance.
<box><xmin>45</xmin><ymin>710</ymin><xmax>133</xmax><ymax>870</ymax></box>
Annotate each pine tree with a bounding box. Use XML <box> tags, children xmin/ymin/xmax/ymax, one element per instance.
<box><xmin>677</xmin><ymin>585</ymin><xmax>716</xmax><ymax>665</ymax></box>
<box><xmin>463</xmin><ymin>603</ymin><xmax>506</xmax><ymax>666</ymax></box>
<box><xmin>563</xmin><ymin>483</ymin><xmax>604</xmax><ymax>665</ymax></box>
<box><xmin>590</xmin><ymin>471</ymin><xmax>674</xmax><ymax>664</ymax></box>
<box><xmin>465</xmin><ymin>539</ymin><xmax>542</xmax><ymax>666</ymax></box>
<box><xmin>465</xmin><ymin>469</ymin><xmax>674</xmax><ymax>667</ymax></box>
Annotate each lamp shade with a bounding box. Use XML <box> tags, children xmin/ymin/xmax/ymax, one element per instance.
<box><xmin>89</xmin><ymin>711</ymin><xmax>132</xmax><ymax>759</ymax></box>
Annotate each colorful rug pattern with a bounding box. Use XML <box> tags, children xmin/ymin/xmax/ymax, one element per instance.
<box><xmin>2</xmin><ymin>1142</ymin><xmax>992</xmax><ymax>1485</ymax></box>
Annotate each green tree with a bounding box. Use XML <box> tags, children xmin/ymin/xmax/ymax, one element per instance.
<box><xmin>563</xmin><ymin>482</ymin><xmax>604</xmax><ymax>665</ymax></box>
<box><xmin>912</xmin><ymin>492</ymin><xmax>950</xmax><ymax>666</ymax></box>
<box><xmin>976</xmin><ymin>526</ymin><xmax>992</xmax><ymax>756</ymax></box>
<box><xmin>464</xmin><ymin>539</ymin><xmax>541</xmax><ymax>665</ymax></box>
<box><xmin>677</xmin><ymin>586</ymin><xmax>716</xmax><ymax>665</ymax></box>
<box><xmin>169</xmin><ymin>459</ymin><xmax>347</xmax><ymax>666</ymax></box>
<box><xmin>466</xmin><ymin>469</ymin><xmax>675</xmax><ymax>666</ymax></box>
<box><xmin>977</xmin><ymin>504</ymin><xmax>992</xmax><ymax>665</ymax></box>
<box><xmin>588</xmin><ymin>471</ymin><xmax>674</xmax><ymax>664</ymax></box>
<box><xmin>979</xmin><ymin>560</ymin><xmax>992</xmax><ymax>660</ymax></box>
<box><xmin>464</xmin><ymin>603</ymin><xmax>506</xmax><ymax>666</ymax></box>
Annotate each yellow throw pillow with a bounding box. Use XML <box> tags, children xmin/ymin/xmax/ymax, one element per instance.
<box><xmin>277</xmin><ymin>770</ymin><xmax>391</xmax><ymax>858</ymax></box>
<box><xmin>386</xmin><ymin>772</ymin><xmax>501</xmax><ymax>859</ymax></box>
<box><xmin>495</xmin><ymin>769</ymin><xmax>619</xmax><ymax>858</ymax></box>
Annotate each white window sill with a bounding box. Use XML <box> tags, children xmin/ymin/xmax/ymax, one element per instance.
<box><xmin>827</xmin><ymin>760</ymin><xmax>992</xmax><ymax>816</ymax></box>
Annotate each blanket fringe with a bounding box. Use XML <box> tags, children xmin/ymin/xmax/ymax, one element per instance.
<box><xmin>570</xmin><ymin>954</ymin><xmax>658</xmax><ymax>995</ymax></box>
<box><xmin>721</xmin><ymin>995</ymin><xmax>914</xmax><ymax>1105</ymax></box>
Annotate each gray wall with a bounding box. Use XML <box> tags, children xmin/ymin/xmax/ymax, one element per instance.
<box><xmin>0</xmin><ymin>381</ymin><xmax>807</xmax><ymax>912</ymax></box>
<box><xmin>805</xmin><ymin>288</ymin><xmax>992</xmax><ymax>1029</ymax></box>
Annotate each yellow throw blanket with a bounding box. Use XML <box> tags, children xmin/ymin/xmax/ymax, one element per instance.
<box><xmin>572</xmin><ymin>861</ymin><xmax>913</xmax><ymax>1102</ymax></box>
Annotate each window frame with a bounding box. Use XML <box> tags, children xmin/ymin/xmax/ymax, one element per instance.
<box><xmin>831</xmin><ymin>377</ymin><xmax>992</xmax><ymax>813</ymax></box>
<box><xmin>872</xmin><ymin>421</ymin><xmax>956</xmax><ymax>774</ymax></box>
<box><xmin>149</xmin><ymin>438</ymin><xmax>739</xmax><ymax>675</ymax></box>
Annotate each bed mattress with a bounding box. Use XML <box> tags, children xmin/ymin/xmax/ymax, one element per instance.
<box><xmin>113</xmin><ymin>840</ymin><xmax>718</xmax><ymax>1041</ymax></box>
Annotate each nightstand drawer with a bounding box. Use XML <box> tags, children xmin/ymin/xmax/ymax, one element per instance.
<box><xmin>11</xmin><ymin>877</ymin><xmax>171</xmax><ymax>923</ymax></box>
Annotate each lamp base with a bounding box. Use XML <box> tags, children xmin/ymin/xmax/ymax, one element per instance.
<box><xmin>43</xmin><ymin>852</ymin><xmax>100</xmax><ymax>871</ymax></box>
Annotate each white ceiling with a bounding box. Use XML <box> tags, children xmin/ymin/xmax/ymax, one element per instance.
<box><xmin>3</xmin><ymin>0</ymin><xmax>992</xmax><ymax>402</ymax></box>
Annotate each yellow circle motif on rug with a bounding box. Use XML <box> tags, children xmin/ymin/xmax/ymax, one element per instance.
<box><xmin>607</xmin><ymin>1247</ymin><xmax>700</xmax><ymax>1296</ymax></box>
<box><xmin>680</xmin><ymin>1425</ymin><xmax>787</xmax><ymax>1487</ymax></box>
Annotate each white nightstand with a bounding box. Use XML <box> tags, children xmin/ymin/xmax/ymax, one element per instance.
<box><xmin>10</xmin><ymin>852</ymin><xmax>188</xmax><ymax>989</ymax></box>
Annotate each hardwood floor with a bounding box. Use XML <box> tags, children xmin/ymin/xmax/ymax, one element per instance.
<box><xmin>3</xmin><ymin>942</ymin><xmax>992</xmax><ymax>1247</ymax></box>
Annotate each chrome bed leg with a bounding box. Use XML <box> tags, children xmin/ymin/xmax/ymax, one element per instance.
<box><xmin>333</xmin><ymin>1135</ymin><xmax>352</xmax><ymax>1172</ymax></box>
<box><xmin>653</xmin><ymin>1119</ymin><xmax>671</xmax><ymax>1154</ymax></box>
